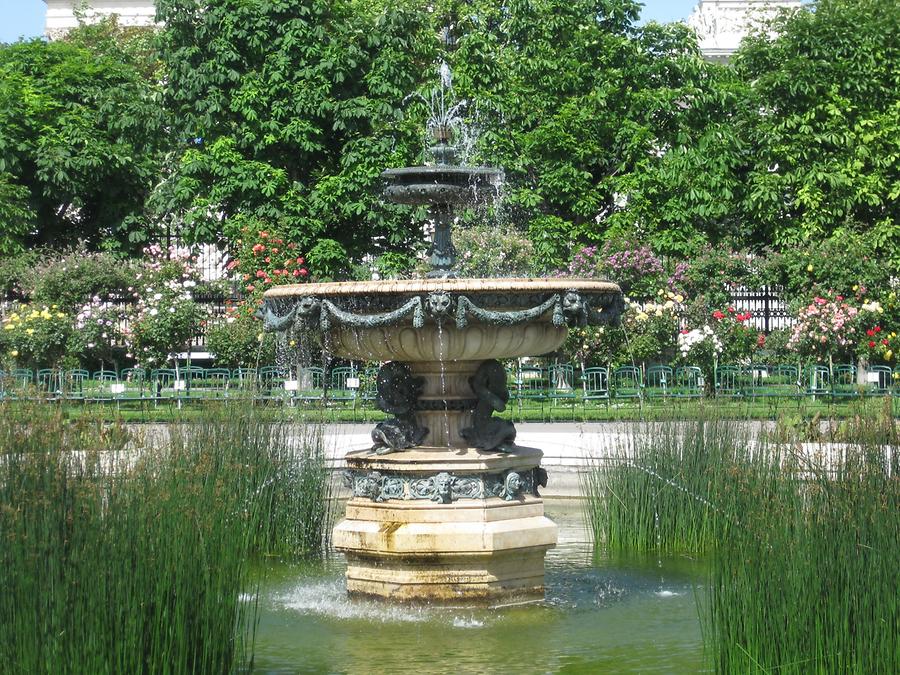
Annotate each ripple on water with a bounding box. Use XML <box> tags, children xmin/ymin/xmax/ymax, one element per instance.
<box><xmin>273</xmin><ymin>578</ymin><xmax>493</xmax><ymax>628</ymax></box>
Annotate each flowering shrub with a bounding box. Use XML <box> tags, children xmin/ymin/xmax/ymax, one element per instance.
<box><xmin>677</xmin><ymin>245</ymin><xmax>758</xmax><ymax>320</ymax></box>
<box><xmin>125</xmin><ymin>246</ymin><xmax>206</xmax><ymax>369</ymax></box>
<box><xmin>787</xmin><ymin>295</ymin><xmax>860</xmax><ymax>361</ymax></box>
<box><xmin>71</xmin><ymin>297</ymin><xmax>129</xmax><ymax>369</ymax></box>
<box><xmin>27</xmin><ymin>247</ymin><xmax>136</xmax><ymax>310</ymax></box>
<box><xmin>676</xmin><ymin>325</ymin><xmax>722</xmax><ymax>386</ymax></box>
<box><xmin>709</xmin><ymin>306</ymin><xmax>759</xmax><ymax>363</ymax></box>
<box><xmin>859</xmin><ymin>292</ymin><xmax>899</xmax><ymax>364</ymax></box>
<box><xmin>625</xmin><ymin>299</ymin><xmax>680</xmax><ymax>363</ymax></box>
<box><xmin>566</xmin><ymin>242</ymin><xmax>664</xmax><ymax>299</ymax></box>
<box><xmin>0</xmin><ymin>305</ymin><xmax>72</xmax><ymax>370</ymax></box>
<box><xmin>230</xmin><ymin>223</ymin><xmax>309</xmax><ymax>298</ymax></box>
<box><xmin>765</xmin><ymin>233</ymin><xmax>891</xmax><ymax>304</ymax></box>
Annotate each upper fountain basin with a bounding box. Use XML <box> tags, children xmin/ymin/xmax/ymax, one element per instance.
<box><xmin>261</xmin><ymin>278</ymin><xmax>624</xmax><ymax>362</ymax></box>
<box><xmin>381</xmin><ymin>166</ymin><xmax>504</xmax><ymax>206</ymax></box>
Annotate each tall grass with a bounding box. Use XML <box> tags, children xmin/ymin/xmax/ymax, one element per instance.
<box><xmin>707</xmin><ymin>415</ymin><xmax>898</xmax><ymax>673</ymax></box>
<box><xmin>0</xmin><ymin>404</ymin><xmax>331</xmax><ymax>674</ymax></box>
<box><xmin>583</xmin><ymin>415</ymin><xmax>771</xmax><ymax>554</ymax></box>
<box><xmin>584</xmin><ymin>406</ymin><xmax>899</xmax><ymax>673</ymax></box>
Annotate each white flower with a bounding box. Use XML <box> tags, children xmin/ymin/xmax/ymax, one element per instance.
<box><xmin>149</xmin><ymin>308</ymin><xmax>158</xmax><ymax>316</ymax></box>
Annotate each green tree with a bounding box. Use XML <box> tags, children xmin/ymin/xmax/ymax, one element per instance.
<box><xmin>735</xmin><ymin>0</ymin><xmax>899</xmax><ymax>260</ymax></box>
<box><xmin>155</xmin><ymin>0</ymin><xmax>715</xmax><ymax>272</ymax></box>
<box><xmin>445</xmin><ymin>1</ymin><xmax>713</xmax><ymax>267</ymax></box>
<box><xmin>616</xmin><ymin>0</ymin><xmax>899</xmax><ymax>263</ymax></box>
<box><xmin>154</xmin><ymin>0</ymin><xmax>437</xmax><ymax>270</ymax></box>
<box><xmin>0</xmin><ymin>20</ymin><xmax>167</xmax><ymax>253</ymax></box>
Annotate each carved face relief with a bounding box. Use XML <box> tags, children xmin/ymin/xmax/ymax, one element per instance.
<box><xmin>433</xmin><ymin>472</ymin><xmax>454</xmax><ymax>503</ymax></box>
<box><xmin>501</xmin><ymin>471</ymin><xmax>524</xmax><ymax>500</ymax></box>
<box><xmin>426</xmin><ymin>291</ymin><xmax>454</xmax><ymax>318</ymax></box>
<box><xmin>562</xmin><ymin>291</ymin><xmax>585</xmax><ymax>319</ymax></box>
<box><xmin>296</xmin><ymin>296</ymin><xmax>321</xmax><ymax>316</ymax></box>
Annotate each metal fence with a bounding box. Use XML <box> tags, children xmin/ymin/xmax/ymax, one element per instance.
<box><xmin>725</xmin><ymin>285</ymin><xmax>793</xmax><ymax>332</ymax></box>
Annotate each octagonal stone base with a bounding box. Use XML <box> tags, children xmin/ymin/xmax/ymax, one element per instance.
<box><xmin>333</xmin><ymin>447</ymin><xmax>558</xmax><ymax>603</ymax></box>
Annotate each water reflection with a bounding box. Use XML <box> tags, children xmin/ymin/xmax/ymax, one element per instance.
<box><xmin>251</xmin><ymin>502</ymin><xmax>708</xmax><ymax>674</ymax></box>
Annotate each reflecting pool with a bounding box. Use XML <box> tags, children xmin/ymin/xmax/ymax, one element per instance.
<box><xmin>251</xmin><ymin>502</ymin><xmax>707</xmax><ymax>674</ymax></box>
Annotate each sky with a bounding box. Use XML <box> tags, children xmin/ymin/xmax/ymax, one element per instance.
<box><xmin>0</xmin><ymin>0</ymin><xmax>701</xmax><ymax>44</ymax></box>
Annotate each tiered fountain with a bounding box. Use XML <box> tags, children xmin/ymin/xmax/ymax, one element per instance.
<box><xmin>259</xmin><ymin>65</ymin><xmax>623</xmax><ymax>603</ymax></box>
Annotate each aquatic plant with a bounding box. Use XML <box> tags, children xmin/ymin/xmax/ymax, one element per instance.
<box><xmin>584</xmin><ymin>408</ymin><xmax>899</xmax><ymax>673</ymax></box>
<box><xmin>0</xmin><ymin>404</ymin><xmax>331</xmax><ymax>673</ymax></box>
<box><xmin>583</xmin><ymin>415</ymin><xmax>761</xmax><ymax>554</ymax></box>
<box><xmin>706</xmin><ymin>414</ymin><xmax>898</xmax><ymax>673</ymax></box>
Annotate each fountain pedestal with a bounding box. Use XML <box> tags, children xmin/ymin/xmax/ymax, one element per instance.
<box><xmin>334</xmin><ymin>447</ymin><xmax>557</xmax><ymax>602</ymax></box>
<box><xmin>262</xmin><ymin>275</ymin><xmax>623</xmax><ymax>604</ymax></box>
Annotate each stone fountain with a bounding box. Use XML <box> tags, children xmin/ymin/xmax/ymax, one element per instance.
<box><xmin>259</xmin><ymin>67</ymin><xmax>623</xmax><ymax>603</ymax></box>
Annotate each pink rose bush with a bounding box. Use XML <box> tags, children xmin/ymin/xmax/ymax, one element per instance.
<box><xmin>788</xmin><ymin>295</ymin><xmax>860</xmax><ymax>361</ymax></box>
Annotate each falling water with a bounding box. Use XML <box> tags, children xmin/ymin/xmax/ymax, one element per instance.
<box><xmin>435</xmin><ymin>321</ymin><xmax>451</xmax><ymax>447</ymax></box>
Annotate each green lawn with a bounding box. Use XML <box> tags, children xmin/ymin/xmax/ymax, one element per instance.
<box><xmin>3</xmin><ymin>392</ymin><xmax>896</xmax><ymax>424</ymax></box>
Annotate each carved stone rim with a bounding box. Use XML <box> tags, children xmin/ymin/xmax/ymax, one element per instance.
<box><xmin>264</xmin><ymin>277</ymin><xmax>621</xmax><ymax>299</ymax></box>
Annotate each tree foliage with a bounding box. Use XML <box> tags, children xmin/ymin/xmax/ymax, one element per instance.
<box><xmin>154</xmin><ymin>0</ymin><xmax>715</xmax><ymax>271</ymax></box>
<box><xmin>154</xmin><ymin>0</ymin><xmax>437</xmax><ymax>265</ymax></box>
<box><xmin>617</xmin><ymin>0</ymin><xmax>899</xmax><ymax>263</ymax></box>
<box><xmin>0</xmin><ymin>20</ymin><xmax>167</xmax><ymax>253</ymax></box>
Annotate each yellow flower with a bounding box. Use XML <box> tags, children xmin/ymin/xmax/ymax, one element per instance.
<box><xmin>51</xmin><ymin>305</ymin><xmax>58</xmax><ymax>309</ymax></box>
<box><xmin>674</xmin><ymin>294</ymin><xmax>684</xmax><ymax>303</ymax></box>
<box><xmin>9</xmin><ymin>350</ymin><xmax>18</xmax><ymax>357</ymax></box>
<box><xmin>3</xmin><ymin>324</ymin><xmax>13</xmax><ymax>331</ymax></box>
<box><xmin>806</xmin><ymin>264</ymin><xmax>813</xmax><ymax>272</ymax></box>
<box><xmin>56</xmin><ymin>313</ymin><xmax>65</xmax><ymax>319</ymax></box>
<box><xmin>25</xmin><ymin>328</ymin><xmax>35</xmax><ymax>335</ymax></box>
<box><xmin>289</xmin><ymin>340</ymin><xmax>296</xmax><ymax>347</ymax></box>
<box><xmin>656</xmin><ymin>289</ymin><xmax>664</xmax><ymax>296</ymax></box>
<box><xmin>257</xmin><ymin>333</ymin><xmax>265</xmax><ymax>342</ymax></box>
<box><xmin>885</xmin><ymin>350</ymin><xmax>893</xmax><ymax>361</ymax></box>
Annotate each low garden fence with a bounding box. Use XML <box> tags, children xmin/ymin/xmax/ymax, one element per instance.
<box><xmin>2</xmin><ymin>362</ymin><xmax>896</xmax><ymax>415</ymax></box>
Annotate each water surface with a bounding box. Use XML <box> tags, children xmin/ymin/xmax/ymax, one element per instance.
<box><xmin>251</xmin><ymin>502</ymin><xmax>707</xmax><ymax>674</ymax></box>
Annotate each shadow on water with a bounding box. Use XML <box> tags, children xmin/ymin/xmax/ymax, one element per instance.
<box><xmin>250</xmin><ymin>502</ymin><xmax>708</xmax><ymax>674</ymax></box>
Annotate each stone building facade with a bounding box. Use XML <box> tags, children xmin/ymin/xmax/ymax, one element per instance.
<box><xmin>687</xmin><ymin>0</ymin><xmax>802</xmax><ymax>60</ymax></box>
<box><xmin>43</xmin><ymin>1</ymin><xmax>157</xmax><ymax>39</ymax></box>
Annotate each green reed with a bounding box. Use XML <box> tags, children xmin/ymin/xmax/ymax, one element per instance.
<box><xmin>0</xmin><ymin>404</ymin><xmax>332</xmax><ymax>674</ymax></box>
<box><xmin>583</xmin><ymin>415</ymin><xmax>768</xmax><ymax>554</ymax></box>
<box><xmin>584</xmin><ymin>405</ymin><xmax>898</xmax><ymax>673</ymax></box>
<box><xmin>706</xmin><ymin>413</ymin><xmax>898</xmax><ymax>673</ymax></box>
